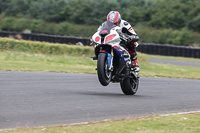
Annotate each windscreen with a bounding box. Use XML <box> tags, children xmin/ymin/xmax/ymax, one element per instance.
<box><xmin>99</xmin><ymin>21</ymin><xmax>116</xmax><ymax>37</ymax></box>
<box><xmin>100</xmin><ymin>21</ymin><xmax>116</xmax><ymax>31</ymax></box>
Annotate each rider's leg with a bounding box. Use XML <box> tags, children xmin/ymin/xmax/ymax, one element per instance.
<box><xmin>128</xmin><ymin>43</ymin><xmax>140</xmax><ymax>72</ymax></box>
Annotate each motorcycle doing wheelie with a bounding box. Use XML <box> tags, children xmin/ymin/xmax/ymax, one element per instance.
<box><xmin>91</xmin><ymin>21</ymin><xmax>139</xmax><ymax>95</ymax></box>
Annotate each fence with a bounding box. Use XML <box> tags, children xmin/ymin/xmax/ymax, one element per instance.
<box><xmin>0</xmin><ymin>31</ymin><xmax>91</xmax><ymax>45</ymax></box>
<box><xmin>137</xmin><ymin>43</ymin><xmax>200</xmax><ymax>58</ymax></box>
<box><xmin>0</xmin><ymin>31</ymin><xmax>200</xmax><ymax>58</ymax></box>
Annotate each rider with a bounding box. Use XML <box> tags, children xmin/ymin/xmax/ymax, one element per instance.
<box><xmin>98</xmin><ymin>11</ymin><xmax>140</xmax><ymax>72</ymax></box>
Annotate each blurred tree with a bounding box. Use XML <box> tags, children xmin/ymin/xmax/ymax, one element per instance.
<box><xmin>5</xmin><ymin>0</ymin><xmax>30</xmax><ymax>16</ymax></box>
<box><xmin>1</xmin><ymin>0</ymin><xmax>200</xmax><ymax>46</ymax></box>
<box><xmin>122</xmin><ymin>6</ymin><xmax>144</xmax><ymax>25</ymax></box>
<box><xmin>3</xmin><ymin>0</ymin><xmax>67</xmax><ymax>21</ymax></box>
<box><xmin>187</xmin><ymin>15</ymin><xmax>200</xmax><ymax>32</ymax></box>
<box><xmin>61</xmin><ymin>0</ymin><xmax>93</xmax><ymax>24</ymax></box>
<box><xmin>0</xmin><ymin>0</ymin><xmax>10</xmax><ymax>13</ymax></box>
<box><xmin>88</xmin><ymin>0</ymin><xmax>120</xmax><ymax>24</ymax></box>
<box><xmin>147</xmin><ymin>0</ymin><xmax>189</xmax><ymax>29</ymax></box>
<box><xmin>28</xmin><ymin>0</ymin><xmax>67</xmax><ymax>21</ymax></box>
<box><xmin>61</xmin><ymin>0</ymin><xmax>120</xmax><ymax>24</ymax></box>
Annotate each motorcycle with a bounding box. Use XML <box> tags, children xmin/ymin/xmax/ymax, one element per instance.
<box><xmin>91</xmin><ymin>21</ymin><xmax>139</xmax><ymax>95</ymax></box>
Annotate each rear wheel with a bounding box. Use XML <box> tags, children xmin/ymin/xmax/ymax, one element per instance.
<box><xmin>120</xmin><ymin>77</ymin><xmax>139</xmax><ymax>95</ymax></box>
<box><xmin>97</xmin><ymin>53</ymin><xmax>112</xmax><ymax>86</ymax></box>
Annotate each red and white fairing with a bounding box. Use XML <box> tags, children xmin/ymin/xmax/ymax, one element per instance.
<box><xmin>92</xmin><ymin>27</ymin><xmax>130</xmax><ymax>56</ymax></box>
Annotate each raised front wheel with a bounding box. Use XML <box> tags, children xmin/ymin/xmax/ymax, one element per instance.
<box><xmin>97</xmin><ymin>53</ymin><xmax>111</xmax><ymax>86</ymax></box>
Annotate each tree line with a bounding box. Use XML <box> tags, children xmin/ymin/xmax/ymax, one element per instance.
<box><xmin>0</xmin><ymin>0</ymin><xmax>200</xmax><ymax>46</ymax></box>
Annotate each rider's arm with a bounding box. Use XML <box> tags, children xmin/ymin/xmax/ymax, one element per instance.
<box><xmin>121</xmin><ymin>20</ymin><xmax>139</xmax><ymax>42</ymax></box>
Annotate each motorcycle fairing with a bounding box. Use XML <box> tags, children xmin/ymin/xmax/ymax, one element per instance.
<box><xmin>113</xmin><ymin>46</ymin><xmax>128</xmax><ymax>63</ymax></box>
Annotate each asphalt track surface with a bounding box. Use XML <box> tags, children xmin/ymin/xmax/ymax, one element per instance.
<box><xmin>0</xmin><ymin>71</ymin><xmax>200</xmax><ymax>129</ymax></box>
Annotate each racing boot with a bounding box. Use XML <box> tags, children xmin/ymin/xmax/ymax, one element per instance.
<box><xmin>130</xmin><ymin>52</ymin><xmax>140</xmax><ymax>72</ymax></box>
<box><xmin>132</xmin><ymin>59</ymin><xmax>140</xmax><ymax>72</ymax></box>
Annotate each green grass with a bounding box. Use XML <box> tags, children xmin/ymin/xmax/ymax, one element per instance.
<box><xmin>142</xmin><ymin>54</ymin><xmax>200</xmax><ymax>79</ymax></box>
<box><xmin>1</xmin><ymin>112</ymin><xmax>200</xmax><ymax>133</ymax></box>
<box><xmin>0</xmin><ymin>37</ymin><xmax>200</xmax><ymax>79</ymax></box>
<box><xmin>0</xmin><ymin>51</ymin><xmax>96</xmax><ymax>74</ymax></box>
<box><xmin>148</xmin><ymin>54</ymin><xmax>200</xmax><ymax>63</ymax></box>
<box><xmin>0</xmin><ymin>50</ymin><xmax>200</xmax><ymax>79</ymax></box>
<box><xmin>0</xmin><ymin>38</ymin><xmax>94</xmax><ymax>56</ymax></box>
<box><xmin>140</xmin><ymin>62</ymin><xmax>200</xmax><ymax>79</ymax></box>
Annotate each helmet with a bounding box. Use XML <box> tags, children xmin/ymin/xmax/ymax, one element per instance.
<box><xmin>107</xmin><ymin>11</ymin><xmax>121</xmax><ymax>25</ymax></box>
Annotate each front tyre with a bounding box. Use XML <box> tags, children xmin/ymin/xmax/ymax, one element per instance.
<box><xmin>97</xmin><ymin>53</ymin><xmax>111</xmax><ymax>86</ymax></box>
<box><xmin>120</xmin><ymin>77</ymin><xmax>139</xmax><ymax>95</ymax></box>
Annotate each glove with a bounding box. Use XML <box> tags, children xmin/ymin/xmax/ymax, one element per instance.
<box><xmin>129</xmin><ymin>35</ymin><xmax>139</xmax><ymax>42</ymax></box>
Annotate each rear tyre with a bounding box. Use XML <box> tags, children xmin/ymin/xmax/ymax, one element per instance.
<box><xmin>97</xmin><ymin>53</ymin><xmax>111</xmax><ymax>86</ymax></box>
<box><xmin>120</xmin><ymin>77</ymin><xmax>139</xmax><ymax>95</ymax></box>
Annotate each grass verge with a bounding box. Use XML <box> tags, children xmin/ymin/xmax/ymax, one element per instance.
<box><xmin>0</xmin><ymin>50</ymin><xmax>200</xmax><ymax>79</ymax></box>
<box><xmin>0</xmin><ymin>38</ymin><xmax>94</xmax><ymax>56</ymax></box>
<box><xmin>148</xmin><ymin>54</ymin><xmax>200</xmax><ymax>63</ymax></box>
<box><xmin>141</xmin><ymin>62</ymin><xmax>200</xmax><ymax>79</ymax></box>
<box><xmin>1</xmin><ymin>112</ymin><xmax>200</xmax><ymax>133</ymax></box>
<box><xmin>0</xmin><ymin>51</ymin><xmax>96</xmax><ymax>74</ymax></box>
<box><xmin>0</xmin><ymin>38</ymin><xmax>200</xmax><ymax>79</ymax></box>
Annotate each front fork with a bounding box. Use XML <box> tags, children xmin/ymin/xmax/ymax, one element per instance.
<box><xmin>100</xmin><ymin>48</ymin><xmax>114</xmax><ymax>71</ymax></box>
<box><xmin>108</xmin><ymin>49</ymin><xmax>114</xmax><ymax>71</ymax></box>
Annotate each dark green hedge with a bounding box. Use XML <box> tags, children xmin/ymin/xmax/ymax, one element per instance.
<box><xmin>0</xmin><ymin>17</ymin><xmax>97</xmax><ymax>37</ymax></box>
<box><xmin>1</xmin><ymin>17</ymin><xmax>200</xmax><ymax>47</ymax></box>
